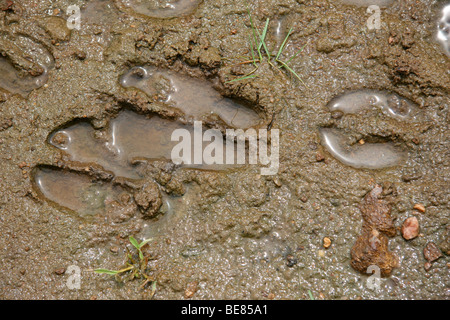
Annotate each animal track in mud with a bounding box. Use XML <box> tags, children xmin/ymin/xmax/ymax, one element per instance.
<box><xmin>48</xmin><ymin>109</ymin><xmax>236</xmax><ymax>180</ymax></box>
<box><xmin>339</xmin><ymin>0</ymin><xmax>395</xmax><ymax>7</ymax></box>
<box><xmin>120</xmin><ymin>66</ymin><xmax>262</xmax><ymax>129</ymax></box>
<box><xmin>327</xmin><ymin>90</ymin><xmax>421</xmax><ymax>121</ymax></box>
<box><xmin>33</xmin><ymin>166</ymin><xmax>137</xmax><ymax>221</ymax></box>
<box><xmin>35</xmin><ymin>105</ymin><xmax>253</xmax><ymax>217</ymax></box>
<box><xmin>115</xmin><ymin>0</ymin><xmax>202</xmax><ymax>19</ymax></box>
<box><xmin>0</xmin><ymin>35</ymin><xmax>54</xmax><ymax>97</ymax></box>
<box><xmin>319</xmin><ymin>128</ymin><xmax>407</xmax><ymax>169</ymax></box>
<box><xmin>319</xmin><ymin>90</ymin><xmax>420</xmax><ymax>169</ymax></box>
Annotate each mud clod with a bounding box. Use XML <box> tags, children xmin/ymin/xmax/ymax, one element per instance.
<box><xmin>134</xmin><ymin>182</ymin><xmax>162</xmax><ymax>219</ymax></box>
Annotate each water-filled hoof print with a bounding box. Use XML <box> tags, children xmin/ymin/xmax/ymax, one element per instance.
<box><xmin>115</xmin><ymin>0</ymin><xmax>202</xmax><ymax>19</ymax></box>
<box><xmin>1</xmin><ymin>0</ymin><xmax>448</xmax><ymax>301</ymax></box>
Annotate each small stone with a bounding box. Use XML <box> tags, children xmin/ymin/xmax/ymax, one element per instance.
<box><xmin>316</xmin><ymin>153</ymin><xmax>325</xmax><ymax>162</ymax></box>
<box><xmin>401</xmin><ymin>217</ymin><xmax>419</xmax><ymax>240</ymax></box>
<box><xmin>413</xmin><ymin>203</ymin><xmax>425</xmax><ymax>213</ymax></box>
<box><xmin>331</xmin><ymin>110</ymin><xmax>344</xmax><ymax>119</ymax></box>
<box><xmin>273</xmin><ymin>177</ymin><xmax>282</xmax><ymax>187</ymax></box>
<box><xmin>308</xmin><ymin>141</ymin><xmax>318</xmax><ymax>150</ymax></box>
<box><xmin>424</xmin><ymin>262</ymin><xmax>432</xmax><ymax>271</ymax></box>
<box><xmin>110</xmin><ymin>246</ymin><xmax>119</xmax><ymax>253</ymax></box>
<box><xmin>185</xmin><ymin>281</ymin><xmax>199</xmax><ymax>299</ymax></box>
<box><xmin>267</xmin><ymin>293</ymin><xmax>275</xmax><ymax>300</ymax></box>
<box><xmin>358</xmin><ymin>139</ymin><xmax>365</xmax><ymax>145</ymax></box>
<box><xmin>423</xmin><ymin>242</ymin><xmax>442</xmax><ymax>262</ymax></box>
<box><xmin>323</xmin><ymin>237</ymin><xmax>332</xmax><ymax>248</ymax></box>
<box><xmin>54</xmin><ymin>267</ymin><xmax>66</xmax><ymax>275</ymax></box>
<box><xmin>318</xmin><ymin>249</ymin><xmax>325</xmax><ymax>258</ymax></box>
<box><xmin>18</xmin><ymin>161</ymin><xmax>27</xmax><ymax>169</ymax></box>
<box><xmin>286</xmin><ymin>255</ymin><xmax>298</xmax><ymax>267</ymax></box>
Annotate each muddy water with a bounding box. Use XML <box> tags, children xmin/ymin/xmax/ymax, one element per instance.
<box><xmin>327</xmin><ymin>90</ymin><xmax>421</xmax><ymax>121</ymax></box>
<box><xmin>339</xmin><ymin>0</ymin><xmax>395</xmax><ymax>6</ymax></box>
<box><xmin>0</xmin><ymin>36</ymin><xmax>54</xmax><ymax>97</ymax></box>
<box><xmin>0</xmin><ymin>57</ymin><xmax>49</xmax><ymax>98</ymax></box>
<box><xmin>33</xmin><ymin>166</ymin><xmax>128</xmax><ymax>218</ymax></box>
<box><xmin>117</xmin><ymin>0</ymin><xmax>202</xmax><ymax>18</ymax></box>
<box><xmin>319</xmin><ymin>128</ymin><xmax>406</xmax><ymax>169</ymax></box>
<box><xmin>120</xmin><ymin>66</ymin><xmax>261</xmax><ymax>128</ymax></box>
<box><xmin>0</xmin><ymin>0</ymin><xmax>448</xmax><ymax>301</ymax></box>
<box><xmin>49</xmin><ymin>110</ymin><xmax>245</xmax><ymax>179</ymax></box>
<box><xmin>437</xmin><ymin>4</ymin><xmax>450</xmax><ymax>57</ymax></box>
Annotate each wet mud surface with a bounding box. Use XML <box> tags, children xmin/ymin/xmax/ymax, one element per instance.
<box><xmin>0</xmin><ymin>0</ymin><xmax>449</xmax><ymax>299</ymax></box>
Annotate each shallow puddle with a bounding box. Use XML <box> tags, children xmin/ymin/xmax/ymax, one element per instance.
<box><xmin>339</xmin><ymin>0</ymin><xmax>395</xmax><ymax>7</ymax></box>
<box><xmin>327</xmin><ymin>90</ymin><xmax>420</xmax><ymax>121</ymax></box>
<box><xmin>116</xmin><ymin>0</ymin><xmax>201</xmax><ymax>19</ymax></box>
<box><xmin>437</xmin><ymin>4</ymin><xmax>450</xmax><ymax>57</ymax></box>
<box><xmin>0</xmin><ymin>57</ymin><xmax>49</xmax><ymax>98</ymax></box>
<box><xmin>82</xmin><ymin>0</ymin><xmax>119</xmax><ymax>25</ymax></box>
<box><xmin>33</xmin><ymin>166</ymin><xmax>128</xmax><ymax>217</ymax></box>
<box><xmin>0</xmin><ymin>36</ymin><xmax>54</xmax><ymax>97</ymax></box>
<box><xmin>319</xmin><ymin>128</ymin><xmax>406</xmax><ymax>169</ymax></box>
<box><xmin>120</xmin><ymin>66</ymin><xmax>261</xmax><ymax>129</ymax></box>
<box><xmin>49</xmin><ymin>110</ymin><xmax>244</xmax><ymax>179</ymax></box>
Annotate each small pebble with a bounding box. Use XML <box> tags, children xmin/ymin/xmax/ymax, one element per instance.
<box><xmin>424</xmin><ymin>262</ymin><xmax>432</xmax><ymax>271</ymax></box>
<box><xmin>323</xmin><ymin>237</ymin><xmax>332</xmax><ymax>248</ymax></box>
<box><xmin>267</xmin><ymin>293</ymin><xmax>275</xmax><ymax>300</ymax></box>
<box><xmin>401</xmin><ymin>217</ymin><xmax>419</xmax><ymax>240</ymax></box>
<box><xmin>413</xmin><ymin>203</ymin><xmax>426</xmax><ymax>213</ymax></box>
<box><xmin>110</xmin><ymin>246</ymin><xmax>119</xmax><ymax>253</ymax></box>
<box><xmin>318</xmin><ymin>249</ymin><xmax>325</xmax><ymax>258</ymax></box>
<box><xmin>185</xmin><ymin>281</ymin><xmax>199</xmax><ymax>299</ymax></box>
<box><xmin>423</xmin><ymin>242</ymin><xmax>442</xmax><ymax>262</ymax></box>
<box><xmin>316</xmin><ymin>153</ymin><xmax>325</xmax><ymax>162</ymax></box>
<box><xmin>286</xmin><ymin>255</ymin><xmax>298</xmax><ymax>267</ymax></box>
<box><xmin>273</xmin><ymin>177</ymin><xmax>282</xmax><ymax>187</ymax></box>
<box><xmin>54</xmin><ymin>267</ymin><xmax>66</xmax><ymax>275</ymax></box>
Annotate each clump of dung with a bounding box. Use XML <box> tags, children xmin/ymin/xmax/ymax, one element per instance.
<box><xmin>351</xmin><ymin>185</ymin><xmax>398</xmax><ymax>277</ymax></box>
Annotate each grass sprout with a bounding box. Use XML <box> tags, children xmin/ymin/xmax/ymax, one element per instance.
<box><xmin>94</xmin><ymin>236</ymin><xmax>157</xmax><ymax>297</ymax></box>
<box><xmin>226</xmin><ymin>8</ymin><xmax>307</xmax><ymax>86</ymax></box>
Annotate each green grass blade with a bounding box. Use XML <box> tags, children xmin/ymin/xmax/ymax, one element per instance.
<box><xmin>94</xmin><ymin>269</ymin><xmax>119</xmax><ymax>275</ymax></box>
<box><xmin>277</xmin><ymin>59</ymin><xmax>306</xmax><ymax>86</ymax></box>
<box><xmin>226</xmin><ymin>74</ymin><xmax>257</xmax><ymax>83</ymax></box>
<box><xmin>248</xmin><ymin>34</ymin><xmax>257</xmax><ymax>67</ymax></box>
<box><xmin>247</xmin><ymin>8</ymin><xmax>262</xmax><ymax>61</ymax></box>
<box><xmin>149</xmin><ymin>281</ymin><xmax>157</xmax><ymax>299</ymax></box>
<box><xmin>276</xmin><ymin>27</ymin><xmax>293</xmax><ymax>60</ymax></box>
<box><xmin>285</xmin><ymin>42</ymin><xmax>308</xmax><ymax>65</ymax></box>
<box><xmin>259</xmin><ymin>18</ymin><xmax>271</xmax><ymax>59</ymax></box>
<box><xmin>129</xmin><ymin>236</ymin><xmax>140</xmax><ymax>250</ymax></box>
<box><xmin>139</xmin><ymin>238</ymin><xmax>152</xmax><ymax>249</ymax></box>
<box><xmin>308</xmin><ymin>290</ymin><xmax>315</xmax><ymax>300</ymax></box>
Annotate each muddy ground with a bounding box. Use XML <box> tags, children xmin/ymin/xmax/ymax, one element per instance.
<box><xmin>0</xmin><ymin>0</ymin><xmax>449</xmax><ymax>300</ymax></box>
